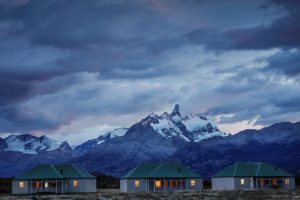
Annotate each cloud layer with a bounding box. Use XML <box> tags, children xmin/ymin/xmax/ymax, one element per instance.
<box><xmin>0</xmin><ymin>0</ymin><xmax>299</xmax><ymax>144</ymax></box>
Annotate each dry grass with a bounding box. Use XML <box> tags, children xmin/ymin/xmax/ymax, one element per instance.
<box><xmin>1</xmin><ymin>189</ymin><xmax>300</xmax><ymax>200</ymax></box>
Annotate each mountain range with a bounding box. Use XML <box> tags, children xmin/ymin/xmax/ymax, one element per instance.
<box><xmin>0</xmin><ymin>104</ymin><xmax>299</xmax><ymax>179</ymax></box>
<box><xmin>0</xmin><ymin>134</ymin><xmax>68</xmax><ymax>154</ymax></box>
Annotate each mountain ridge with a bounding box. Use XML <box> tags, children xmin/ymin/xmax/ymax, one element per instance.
<box><xmin>0</xmin><ymin>106</ymin><xmax>299</xmax><ymax>179</ymax></box>
<box><xmin>0</xmin><ymin>105</ymin><xmax>225</xmax><ymax>155</ymax></box>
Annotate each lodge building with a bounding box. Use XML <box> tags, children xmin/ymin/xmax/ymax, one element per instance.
<box><xmin>212</xmin><ymin>162</ymin><xmax>295</xmax><ymax>190</ymax></box>
<box><xmin>120</xmin><ymin>163</ymin><xmax>202</xmax><ymax>192</ymax></box>
<box><xmin>12</xmin><ymin>164</ymin><xmax>96</xmax><ymax>194</ymax></box>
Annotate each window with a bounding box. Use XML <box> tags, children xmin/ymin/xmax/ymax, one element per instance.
<box><xmin>134</xmin><ymin>180</ymin><xmax>140</xmax><ymax>187</ymax></box>
<box><xmin>171</xmin><ymin>180</ymin><xmax>176</xmax><ymax>187</ymax></box>
<box><xmin>164</xmin><ymin>181</ymin><xmax>168</xmax><ymax>187</ymax></box>
<box><xmin>48</xmin><ymin>181</ymin><xmax>56</xmax><ymax>187</ymax></box>
<box><xmin>240</xmin><ymin>179</ymin><xmax>245</xmax><ymax>185</ymax></box>
<box><xmin>19</xmin><ymin>181</ymin><xmax>24</xmax><ymax>188</ymax></box>
<box><xmin>45</xmin><ymin>182</ymin><xmax>48</xmax><ymax>188</ymax></box>
<box><xmin>155</xmin><ymin>181</ymin><xmax>162</xmax><ymax>188</ymax></box>
<box><xmin>35</xmin><ymin>181</ymin><xmax>41</xmax><ymax>188</ymax></box>
<box><xmin>285</xmin><ymin>179</ymin><xmax>289</xmax><ymax>185</ymax></box>
<box><xmin>190</xmin><ymin>180</ymin><xmax>196</xmax><ymax>186</ymax></box>
<box><xmin>171</xmin><ymin>180</ymin><xmax>179</xmax><ymax>187</ymax></box>
<box><xmin>73</xmin><ymin>180</ymin><xmax>78</xmax><ymax>188</ymax></box>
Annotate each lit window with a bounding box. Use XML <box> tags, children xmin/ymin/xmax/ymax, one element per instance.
<box><xmin>19</xmin><ymin>181</ymin><xmax>24</xmax><ymax>188</ymax></box>
<box><xmin>45</xmin><ymin>182</ymin><xmax>48</xmax><ymax>188</ymax></box>
<box><xmin>35</xmin><ymin>181</ymin><xmax>40</xmax><ymax>188</ymax></box>
<box><xmin>73</xmin><ymin>180</ymin><xmax>78</xmax><ymax>188</ymax></box>
<box><xmin>155</xmin><ymin>181</ymin><xmax>162</xmax><ymax>188</ymax></box>
<box><xmin>191</xmin><ymin>180</ymin><xmax>196</xmax><ymax>186</ymax></box>
<box><xmin>134</xmin><ymin>180</ymin><xmax>140</xmax><ymax>187</ymax></box>
<box><xmin>285</xmin><ymin>179</ymin><xmax>289</xmax><ymax>185</ymax></box>
<box><xmin>240</xmin><ymin>179</ymin><xmax>245</xmax><ymax>185</ymax></box>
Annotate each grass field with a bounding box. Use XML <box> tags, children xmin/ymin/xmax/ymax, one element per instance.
<box><xmin>1</xmin><ymin>189</ymin><xmax>300</xmax><ymax>200</ymax></box>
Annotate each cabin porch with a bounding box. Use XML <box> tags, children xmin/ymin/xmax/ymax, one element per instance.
<box><xmin>252</xmin><ymin>177</ymin><xmax>292</xmax><ymax>189</ymax></box>
<box><xmin>146</xmin><ymin>178</ymin><xmax>201</xmax><ymax>192</ymax></box>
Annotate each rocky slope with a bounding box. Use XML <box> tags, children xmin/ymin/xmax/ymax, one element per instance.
<box><xmin>0</xmin><ymin>105</ymin><xmax>299</xmax><ymax>179</ymax></box>
<box><xmin>169</xmin><ymin>121</ymin><xmax>300</xmax><ymax>178</ymax></box>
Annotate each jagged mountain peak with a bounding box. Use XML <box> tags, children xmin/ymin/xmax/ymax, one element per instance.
<box><xmin>139</xmin><ymin>104</ymin><xmax>226</xmax><ymax>142</ymax></box>
<box><xmin>160</xmin><ymin>112</ymin><xmax>170</xmax><ymax>118</ymax></box>
<box><xmin>58</xmin><ymin>141</ymin><xmax>72</xmax><ymax>150</ymax></box>
<box><xmin>171</xmin><ymin>104</ymin><xmax>181</xmax><ymax>117</ymax></box>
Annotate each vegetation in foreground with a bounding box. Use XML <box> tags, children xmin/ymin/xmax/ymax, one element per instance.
<box><xmin>0</xmin><ymin>189</ymin><xmax>300</xmax><ymax>200</ymax></box>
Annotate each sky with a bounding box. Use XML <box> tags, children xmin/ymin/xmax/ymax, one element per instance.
<box><xmin>0</xmin><ymin>0</ymin><xmax>300</xmax><ymax>145</ymax></box>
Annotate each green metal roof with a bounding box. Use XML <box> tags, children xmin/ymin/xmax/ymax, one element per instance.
<box><xmin>14</xmin><ymin>164</ymin><xmax>95</xmax><ymax>180</ymax></box>
<box><xmin>121</xmin><ymin>163</ymin><xmax>201</xmax><ymax>179</ymax></box>
<box><xmin>54</xmin><ymin>164</ymin><xmax>95</xmax><ymax>179</ymax></box>
<box><xmin>213</xmin><ymin>162</ymin><xmax>294</xmax><ymax>178</ymax></box>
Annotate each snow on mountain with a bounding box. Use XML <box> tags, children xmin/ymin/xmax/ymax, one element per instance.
<box><xmin>103</xmin><ymin>128</ymin><xmax>129</xmax><ymax>138</ymax></box>
<box><xmin>1</xmin><ymin>105</ymin><xmax>224</xmax><ymax>156</ymax></box>
<box><xmin>142</xmin><ymin>104</ymin><xmax>226</xmax><ymax>142</ymax></box>
<box><xmin>75</xmin><ymin>104</ymin><xmax>225</xmax><ymax>156</ymax></box>
<box><xmin>75</xmin><ymin>128</ymin><xmax>128</xmax><ymax>154</ymax></box>
<box><xmin>2</xmin><ymin>134</ymin><xmax>65</xmax><ymax>154</ymax></box>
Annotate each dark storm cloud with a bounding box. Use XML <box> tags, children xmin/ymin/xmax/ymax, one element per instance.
<box><xmin>205</xmin><ymin>63</ymin><xmax>300</xmax><ymax>126</ymax></box>
<box><xmin>0</xmin><ymin>105</ymin><xmax>58</xmax><ymax>132</ymax></box>
<box><xmin>0</xmin><ymin>73</ymin><xmax>106</xmax><ymax>132</ymax></box>
<box><xmin>0</xmin><ymin>0</ymin><xmax>191</xmax><ymax>133</ymax></box>
<box><xmin>0</xmin><ymin>0</ymin><xmax>299</xmax><ymax>136</ymax></box>
<box><xmin>0</xmin><ymin>0</ymin><xmax>186</xmax><ymax>82</ymax></box>
<box><xmin>206</xmin><ymin>85</ymin><xmax>300</xmax><ymax>125</ymax></box>
<box><xmin>183</xmin><ymin>0</ymin><xmax>300</xmax><ymax>127</ymax></box>
<box><xmin>0</xmin><ymin>0</ymin><xmax>184</xmax><ymax>51</ymax></box>
<box><xmin>0</xmin><ymin>73</ymin><xmax>180</xmax><ymax>132</ymax></box>
<box><xmin>264</xmin><ymin>50</ymin><xmax>300</xmax><ymax>76</ymax></box>
<box><xmin>185</xmin><ymin>0</ymin><xmax>300</xmax><ymax>50</ymax></box>
<box><xmin>0</xmin><ymin>78</ymin><xmax>30</xmax><ymax>105</ymax></box>
<box><xmin>215</xmin><ymin>68</ymin><xmax>267</xmax><ymax>93</ymax></box>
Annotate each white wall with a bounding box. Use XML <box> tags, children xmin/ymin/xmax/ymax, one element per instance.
<box><xmin>12</xmin><ymin>179</ymin><xmax>96</xmax><ymax>194</ymax></box>
<box><xmin>286</xmin><ymin>177</ymin><xmax>296</xmax><ymax>189</ymax></box>
<box><xmin>212</xmin><ymin>177</ymin><xmax>235</xmax><ymax>190</ymax></box>
<box><xmin>120</xmin><ymin>179</ymin><xmax>127</xmax><ymax>192</ymax></box>
<box><xmin>120</xmin><ymin>179</ymin><xmax>147</xmax><ymax>192</ymax></box>
<box><xmin>234</xmin><ymin>177</ymin><xmax>251</xmax><ymax>190</ymax></box>
<box><xmin>64</xmin><ymin>179</ymin><xmax>96</xmax><ymax>193</ymax></box>
<box><xmin>12</xmin><ymin>180</ymin><xmax>28</xmax><ymax>194</ymax></box>
<box><xmin>186</xmin><ymin>178</ymin><xmax>202</xmax><ymax>191</ymax></box>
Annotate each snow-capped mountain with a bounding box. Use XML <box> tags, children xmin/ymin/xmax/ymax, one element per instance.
<box><xmin>1</xmin><ymin>134</ymin><xmax>67</xmax><ymax>154</ymax></box>
<box><xmin>74</xmin><ymin>104</ymin><xmax>225</xmax><ymax>155</ymax></box>
<box><xmin>71</xmin><ymin>104</ymin><xmax>227</xmax><ymax>176</ymax></box>
<box><xmin>75</xmin><ymin>128</ymin><xmax>128</xmax><ymax>154</ymax></box>
<box><xmin>141</xmin><ymin>104</ymin><xmax>226</xmax><ymax>142</ymax></box>
<box><xmin>0</xmin><ymin>107</ymin><xmax>299</xmax><ymax>178</ymax></box>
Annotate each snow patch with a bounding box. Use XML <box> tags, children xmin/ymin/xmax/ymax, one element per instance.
<box><xmin>3</xmin><ymin>134</ymin><xmax>64</xmax><ymax>154</ymax></box>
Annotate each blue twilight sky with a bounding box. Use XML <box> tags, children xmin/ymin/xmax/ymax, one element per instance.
<box><xmin>0</xmin><ymin>0</ymin><xmax>300</xmax><ymax>144</ymax></box>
